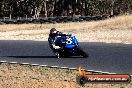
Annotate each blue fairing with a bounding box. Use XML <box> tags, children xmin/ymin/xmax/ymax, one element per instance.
<box><xmin>65</xmin><ymin>35</ymin><xmax>79</xmax><ymax>49</ymax></box>
<box><xmin>54</xmin><ymin>34</ymin><xmax>79</xmax><ymax>49</ymax></box>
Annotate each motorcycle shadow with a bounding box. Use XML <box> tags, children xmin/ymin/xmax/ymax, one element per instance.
<box><xmin>6</xmin><ymin>56</ymin><xmax>57</xmax><ymax>58</ymax></box>
<box><xmin>6</xmin><ymin>56</ymin><xmax>88</xmax><ymax>58</ymax></box>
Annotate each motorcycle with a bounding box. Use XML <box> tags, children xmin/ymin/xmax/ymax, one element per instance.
<box><xmin>48</xmin><ymin>34</ymin><xmax>88</xmax><ymax>58</ymax></box>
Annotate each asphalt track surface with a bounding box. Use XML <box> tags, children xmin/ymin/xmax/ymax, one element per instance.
<box><xmin>0</xmin><ymin>40</ymin><xmax>132</xmax><ymax>74</ymax></box>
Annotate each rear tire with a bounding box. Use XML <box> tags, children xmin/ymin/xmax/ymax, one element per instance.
<box><xmin>78</xmin><ymin>49</ymin><xmax>88</xmax><ymax>58</ymax></box>
<box><xmin>82</xmin><ymin>53</ymin><xmax>88</xmax><ymax>58</ymax></box>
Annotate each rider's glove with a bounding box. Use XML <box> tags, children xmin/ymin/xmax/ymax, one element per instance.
<box><xmin>52</xmin><ymin>44</ymin><xmax>61</xmax><ymax>49</ymax></box>
<box><xmin>62</xmin><ymin>32</ymin><xmax>70</xmax><ymax>36</ymax></box>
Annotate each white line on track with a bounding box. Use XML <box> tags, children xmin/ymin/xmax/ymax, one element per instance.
<box><xmin>60</xmin><ymin>67</ymin><xmax>68</xmax><ymax>69</ymax></box>
<box><xmin>0</xmin><ymin>60</ymin><xmax>7</xmax><ymax>63</ymax></box>
<box><xmin>20</xmin><ymin>63</ymin><xmax>30</xmax><ymax>65</ymax></box>
<box><xmin>9</xmin><ymin>62</ymin><xmax>18</xmax><ymax>64</ymax></box>
<box><xmin>31</xmin><ymin>64</ymin><xmax>39</xmax><ymax>66</ymax></box>
<box><xmin>69</xmin><ymin>68</ymin><xmax>77</xmax><ymax>70</ymax></box>
<box><xmin>51</xmin><ymin>66</ymin><xmax>59</xmax><ymax>68</ymax></box>
<box><xmin>0</xmin><ymin>61</ymin><xmax>119</xmax><ymax>75</ymax></box>
<box><xmin>40</xmin><ymin>65</ymin><xmax>48</xmax><ymax>67</ymax></box>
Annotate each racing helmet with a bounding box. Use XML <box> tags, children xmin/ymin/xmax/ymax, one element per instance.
<box><xmin>50</xmin><ymin>28</ymin><xmax>57</xmax><ymax>34</ymax></box>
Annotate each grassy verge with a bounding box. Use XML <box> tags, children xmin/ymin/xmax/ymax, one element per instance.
<box><xmin>0</xmin><ymin>15</ymin><xmax>131</xmax><ymax>43</ymax></box>
<box><xmin>0</xmin><ymin>15</ymin><xmax>131</xmax><ymax>32</ymax></box>
<box><xmin>0</xmin><ymin>63</ymin><xmax>131</xmax><ymax>88</ymax></box>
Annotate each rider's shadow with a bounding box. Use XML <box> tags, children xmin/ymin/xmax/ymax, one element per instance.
<box><xmin>0</xmin><ymin>40</ymin><xmax>88</xmax><ymax>58</ymax></box>
<box><xmin>6</xmin><ymin>55</ymin><xmax>86</xmax><ymax>58</ymax></box>
<box><xmin>0</xmin><ymin>40</ymin><xmax>53</xmax><ymax>57</ymax></box>
<box><xmin>6</xmin><ymin>56</ymin><xmax>57</xmax><ymax>58</ymax></box>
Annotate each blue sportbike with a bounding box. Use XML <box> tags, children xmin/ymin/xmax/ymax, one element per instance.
<box><xmin>48</xmin><ymin>34</ymin><xmax>88</xmax><ymax>58</ymax></box>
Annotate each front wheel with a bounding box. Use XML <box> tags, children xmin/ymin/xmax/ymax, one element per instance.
<box><xmin>55</xmin><ymin>52</ymin><xmax>60</xmax><ymax>58</ymax></box>
<box><xmin>57</xmin><ymin>53</ymin><xmax>60</xmax><ymax>58</ymax></box>
<box><xmin>55</xmin><ymin>52</ymin><xmax>66</xmax><ymax>58</ymax></box>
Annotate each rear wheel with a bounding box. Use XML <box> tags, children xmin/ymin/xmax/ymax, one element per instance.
<box><xmin>78</xmin><ymin>49</ymin><xmax>88</xmax><ymax>58</ymax></box>
<box><xmin>82</xmin><ymin>52</ymin><xmax>88</xmax><ymax>58</ymax></box>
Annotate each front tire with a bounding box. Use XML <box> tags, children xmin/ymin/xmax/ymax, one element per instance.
<box><xmin>57</xmin><ymin>53</ymin><xmax>59</xmax><ymax>58</ymax></box>
<box><xmin>55</xmin><ymin>52</ymin><xmax>65</xmax><ymax>58</ymax></box>
<box><xmin>55</xmin><ymin>52</ymin><xmax>60</xmax><ymax>58</ymax></box>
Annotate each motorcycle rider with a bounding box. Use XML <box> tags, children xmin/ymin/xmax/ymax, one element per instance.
<box><xmin>48</xmin><ymin>28</ymin><xmax>70</xmax><ymax>50</ymax></box>
<box><xmin>48</xmin><ymin>28</ymin><xmax>88</xmax><ymax>58</ymax></box>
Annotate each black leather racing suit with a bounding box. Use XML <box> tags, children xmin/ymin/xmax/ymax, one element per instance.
<box><xmin>48</xmin><ymin>32</ymin><xmax>70</xmax><ymax>50</ymax></box>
